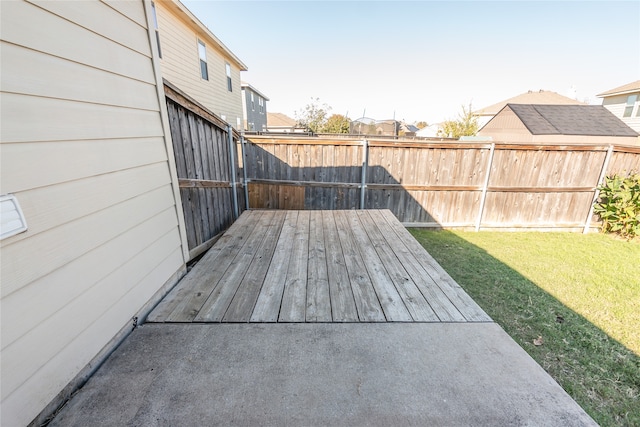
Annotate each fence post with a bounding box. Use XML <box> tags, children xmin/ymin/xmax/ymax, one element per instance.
<box><xmin>583</xmin><ymin>144</ymin><xmax>614</xmax><ymax>234</ymax></box>
<box><xmin>227</xmin><ymin>125</ymin><xmax>239</xmax><ymax>219</ymax></box>
<box><xmin>360</xmin><ymin>139</ymin><xmax>369</xmax><ymax>209</ymax></box>
<box><xmin>240</xmin><ymin>135</ymin><xmax>250</xmax><ymax>210</ymax></box>
<box><xmin>475</xmin><ymin>142</ymin><xmax>495</xmax><ymax>231</ymax></box>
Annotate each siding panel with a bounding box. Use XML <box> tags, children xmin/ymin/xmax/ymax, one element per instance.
<box><xmin>0</xmin><ymin>138</ymin><xmax>168</xmax><ymax>193</ymax></box>
<box><xmin>0</xmin><ymin>163</ymin><xmax>172</xmax><ymax>244</ymax></box>
<box><xmin>1</xmin><ymin>207</ymin><xmax>180</xmax><ymax>350</ymax></box>
<box><xmin>1</xmin><ymin>41</ymin><xmax>159</xmax><ymax>110</ymax></box>
<box><xmin>2</xmin><ymin>185</ymin><xmax>177</xmax><ymax>298</ymax></box>
<box><xmin>2</xmin><ymin>246</ymin><xmax>184</xmax><ymax>427</ymax></box>
<box><xmin>0</xmin><ymin>0</ymin><xmax>154</xmax><ymax>82</ymax></box>
<box><xmin>27</xmin><ymin>0</ymin><xmax>151</xmax><ymax>55</ymax></box>
<box><xmin>1</xmin><ymin>93</ymin><xmax>164</xmax><ymax>143</ymax></box>
<box><xmin>0</xmin><ymin>1</ymin><xmax>186</xmax><ymax>424</ymax></box>
<box><xmin>156</xmin><ymin>2</ymin><xmax>243</xmax><ymax>128</ymax></box>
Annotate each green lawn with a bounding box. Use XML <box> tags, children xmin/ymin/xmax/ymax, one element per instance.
<box><xmin>409</xmin><ymin>230</ymin><xmax>640</xmax><ymax>427</ymax></box>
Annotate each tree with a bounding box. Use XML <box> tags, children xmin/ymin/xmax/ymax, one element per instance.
<box><xmin>295</xmin><ymin>98</ymin><xmax>330</xmax><ymax>134</ymax></box>
<box><xmin>323</xmin><ymin>114</ymin><xmax>350</xmax><ymax>134</ymax></box>
<box><xmin>416</xmin><ymin>121</ymin><xmax>428</xmax><ymax>129</ymax></box>
<box><xmin>437</xmin><ymin>103</ymin><xmax>478</xmax><ymax>138</ymax></box>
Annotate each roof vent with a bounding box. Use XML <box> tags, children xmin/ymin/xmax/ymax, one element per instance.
<box><xmin>1</xmin><ymin>194</ymin><xmax>28</xmax><ymax>240</ymax></box>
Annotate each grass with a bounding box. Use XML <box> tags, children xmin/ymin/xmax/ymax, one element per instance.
<box><xmin>409</xmin><ymin>230</ymin><xmax>640</xmax><ymax>427</ymax></box>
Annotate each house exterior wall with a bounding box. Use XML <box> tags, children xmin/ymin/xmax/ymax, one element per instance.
<box><xmin>155</xmin><ymin>0</ymin><xmax>244</xmax><ymax>129</ymax></box>
<box><xmin>242</xmin><ymin>87</ymin><xmax>268</xmax><ymax>131</ymax></box>
<box><xmin>602</xmin><ymin>93</ymin><xmax>640</xmax><ymax>132</ymax></box>
<box><xmin>0</xmin><ymin>1</ymin><xmax>186</xmax><ymax>425</ymax></box>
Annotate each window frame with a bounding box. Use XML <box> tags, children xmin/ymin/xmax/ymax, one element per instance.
<box><xmin>623</xmin><ymin>94</ymin><xmax>638</xmax><ymax>118</ymax></box>
<box><xmin>151</xmin><ymin>2</ymin><xmax>162</xmax><ymax>58</ymax></box>
<box><xmin>225</xmin><ymin>62</ymin><xmax>232</xmax><ymax>92</ymax></box>
<box><xmin>198</xmin><ymin>40</ymin><xmax>208</xmax><ymax>80</ymax></box>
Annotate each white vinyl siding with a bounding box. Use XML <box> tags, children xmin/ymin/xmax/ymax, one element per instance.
<box><xmin>155</xmin><ymin>1</ymin><xmax>243</xmax><ymax>128</ymax></box>
<box><xmin>602</xmin><ymin>94</ymin><xmax>640</xmax><ymax>133</ymax></box>
<box><xmin>0</xmin><ymin>1</ymin><xmax>186</xmax><ymax>425</ymax></box>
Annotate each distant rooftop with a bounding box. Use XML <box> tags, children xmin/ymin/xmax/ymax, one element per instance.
<box><xmin>241</xmin><ymin>82</ymin><xmax>270</xmax><ymax>101</ymax></box>
<box><xmin>475</xmin><ymin>90</ymin><xmax>585</xmax><ymax>116</ymax></box>
<box><xmin>267</xmin><ymin>112</ymin><xmax>296</xmax><ymax>127</ymax></box>
<box><xmin>596</xmin><ymin>80</ymin><xmax>640</xmax><ymax>97</ymax></box>
<box><xmin>507</xmin><ymin>104</ymin><xmax>638</xmax><ymax>137</ymax></box>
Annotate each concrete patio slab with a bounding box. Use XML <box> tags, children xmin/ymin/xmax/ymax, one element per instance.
<box><xmin>50</xmin><ymin>323</ymin><xmax>596</xmax><ymax>426</ymax></box>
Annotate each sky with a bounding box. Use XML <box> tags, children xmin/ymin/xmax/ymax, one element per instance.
<box><xmin>182</xmin><ymin>0</ymin><xmax>640</xmax><ymax>125</ymax></box>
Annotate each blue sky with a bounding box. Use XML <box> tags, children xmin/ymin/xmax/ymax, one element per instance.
<box><xmin>182</xmin><ymin>1</ymin><xmax>640</xmax><ymax>124</ymax></box>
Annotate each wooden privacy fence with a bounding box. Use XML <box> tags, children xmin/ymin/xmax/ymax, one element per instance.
<box><xmin>242</xmin><ymin>137</ymin><xmax>640</xmax><ymax>231</ymax></box>
<box><xmin>164</xmin><ymin>82</ymin><xmax>245</xmax><ymax>259</ymax></box>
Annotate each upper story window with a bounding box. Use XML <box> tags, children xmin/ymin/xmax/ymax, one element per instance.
<box><xmin>251</xmin><ymin>92</ymin><xmax>255</xmax><ymax>111</ymax></box>
<box><xmin>225</xmin><ymin>62</ymin><xmax>232</xmax><ymax>91</ymax></box>
<box><xmin>151</xmin><ymin>2</ymin><xmax>161</xmax><ymax>58</ymax></box>
<box><xmin>198</xmin><ymin>40</ymin><xmax>208</xmax><ymax>80</ymax></box>
<box><xmin>623</xmin><ymin>94</ymin><xmax>638</xmax><ymax>117</ymax></box>
<box><xmin>259</xmin><ymin>97</ymin><xmax>264</xmax><ymax>113</ymax></box>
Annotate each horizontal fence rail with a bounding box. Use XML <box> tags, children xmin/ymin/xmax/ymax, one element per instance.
<box><xmin>242</xmin><ymin>136</ymin><xmax>640</xmax><ymax>231</ymax></box>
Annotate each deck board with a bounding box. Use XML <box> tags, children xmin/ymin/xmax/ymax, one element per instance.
<box><xmin>148</xmin><ymin>209</ymin><xmax>490</xmax><ymax>323</ymax></box>
<box><xmin>306</xmin><ymin>211</ymin><xmax>332</xmax><ymax>322</ymax></box>
<box><xmin>324</xmin><ymin>210</ymin><xmax>359</xmax><ymax>321</ymax></box>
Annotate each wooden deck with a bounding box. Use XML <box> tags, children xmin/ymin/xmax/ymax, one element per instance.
<box><xmin>147</xmin><ymin>210</ymin><xmax>490</xmax><ymax>323</ymax></box>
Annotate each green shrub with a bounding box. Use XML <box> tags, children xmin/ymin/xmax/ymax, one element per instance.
<box><xmin>593</xmin><ymin>173</ymin><xmax>640</xmax><ymax>239</ymax></box>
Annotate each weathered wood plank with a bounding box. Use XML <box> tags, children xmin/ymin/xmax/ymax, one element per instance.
<box><xmin>163</xmin><ymin>211</ymin><xmax>262</xmax><ymax>322</ymax></box>
<box><xmin>194</xmin><ymin>211</ymin><xmax>276</xmax><ymax>322</ymax></box>
<box><xmin>378</xmin><ymin>209</ymin><xmax>491</xmax><ymax>321</ymax></box>
<box><xmin>250</xmin><ymin>211</ymin><xmax>298</xmax><ymax>322</ymax></box>
<box><xmin>222</xmin><ymin>211</ymin><xmax>286</xmax><ymax>322</ymax></box>
<box><xmin>357</xmin><ymin>211</ymin><xmax>438</xmax><ymax>322</ymax></box>
<box><xmin>178</xmin><ymin>178</ymin><xmax>232</xmax><ymax>188</ymax></box>
<box><xmin>367</xmin><ymin>210</ymin><xmax>466</xmax><ymax>321</ymax></box>
<box><xmin>333</xmin><ymin>211</ymin><xmax>385</xmax><ymax>321</ymax></box>
<box><xmin>148</xmin><ymin>210</ymin><xmax>258</xmax><ymax>321</ymax></box>
<box><xmin>343</xmin><ymin>210</ymin><xmax>412</xmax><ymax>321</ymax></box>
<box><xmin>278</xmin><ymin>211</ymin><xmax>311</xmax><ymax>322</ymax></box>
<box><xmin>305</xmin><ymin>211</ymin><xmax>332</xmax><ymax>322</ymax></box>
<box><xmin>322</xmin><ymin>211</ymin><xmax>359</xmax><ymax>322</ymax></box>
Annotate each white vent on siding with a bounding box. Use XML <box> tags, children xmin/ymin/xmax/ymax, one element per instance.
<box><xmin>1</xmin><ymin>194</ymin><xmax>28</xmax><ymax>240</ymax></box>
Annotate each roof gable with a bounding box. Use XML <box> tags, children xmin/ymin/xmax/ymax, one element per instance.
<box><xmin>475</xmin><ymin>90</ymin><xmax>585</xmax><ymax>116</ymax></box>
<box><xmin>596</xmin><ymin>80</ymin><xmax>640</xmax><ymax>97</ymax></box>
<box><xmin>507</xmin><ymin>104</ymin><xmax>638</xmax><ymax>137</ymax></box>
<box><xmin>161</xmin><ymin>0</ymin><xmax>248</xmax><ymax>71</ymax></box>
<box><xmin>267</xmin><ymin>112</ymin><xmax>296</xmax><ymax>127</ymax></box>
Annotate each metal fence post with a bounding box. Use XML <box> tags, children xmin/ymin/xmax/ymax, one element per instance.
<box><xmin>240</xmin><ymin>135</ymin><xmax>250</xmax><ymax>210</ymax></box>
<box><xmin>227</xmin><ymin>125</ymin><xmax>239</xmax><ymax>219</ymax></box>
<box><xmin>360</xmin><ymin>139</ymin><xmax>369</xmax><ymax>209</ymax></box>
<box><xmin>475</xmin><ymin>142</ymin><xmax>495</xmax><ymax>231</ymax></box>
<box><xmin>583</xmin><ymin>144</ymin><xmax>614</xmax><ymax>234</ymax></box>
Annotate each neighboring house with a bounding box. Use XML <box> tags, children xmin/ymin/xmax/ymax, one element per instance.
<box><xmin>241</xmin><ymin>83</ymin><xmax>269</xmax><ymax>132</ymax></box>
<box><xmin>266</xmin><ymin>112</ymin><xmax>305</xmax><ymax>133</ymax></box>
<box><xmin>399</xmin><ymin>122</ymin><xmax>419</xmax><ymax>137</ymax></box>
<box><xmin>0</xmin><ymin>1</ymin><xmax>188</xmax><ymax>425</ymax></box>
<box><xmin>416</xmin><ymin>123</ymin><xmax>442</xmax><ymax>138</ymax></box>
<box><xmin>597</xmin><ymin>80</ymin><xmax>640</xmax><ymax>132</ymax></box>
<box><xmin>350</xmin><ymin>118</ymin><xmax>399</xmax><ymax>136</ymax></box>
<box><xmin>475</xmin><ymin>90</ymin><xmax>586</xmax><ymax>130</ymax></box>
<box><xmin>478</xmin><ymin>104</ymin><xmax>639</xmax><ymax>144</ymax></box>
<box><xmin>153</xmin><ymin>0</ymin><xmax>248</xmax><ymax>129</ymax></box>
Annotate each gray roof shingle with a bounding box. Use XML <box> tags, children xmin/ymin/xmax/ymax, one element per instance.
<box><xmin>508</xmin><ymin>104</ymin><xmax>639</xmax><ymax>137</ymax></box>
